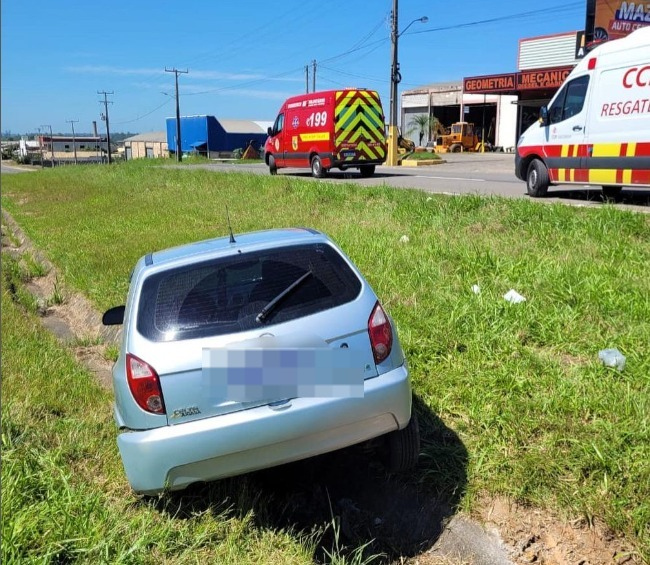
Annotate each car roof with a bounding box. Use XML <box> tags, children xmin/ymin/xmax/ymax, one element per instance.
<box><xmin>146</xmin><ymin>227</ymin><xmax>326</xmax><ymax>268</ymax></box>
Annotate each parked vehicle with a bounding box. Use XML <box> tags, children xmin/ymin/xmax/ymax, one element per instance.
<box><xmin>103</xmin><ymin>228</ymin><xmax>418</xmax><ymax>494</ymax></box>
<box><xmin>515</xmin><ymin>26</ymin><xmax>650</xmax><ymax>197</ymax></box>
<box><xmin>436</xmin><ymin>122</ymin><xmax>486</xmax><ymax>153</ymax></box>
<box><xmin>264</xmin><ymin>89</ymin><xmax>387</xmax><ymax>178</ymax></box>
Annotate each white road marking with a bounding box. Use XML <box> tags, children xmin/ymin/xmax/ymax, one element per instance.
<box><xmin>415</xmin><ymin>175</ymin><xmax>486</xmax><ymax>182</ymax></box>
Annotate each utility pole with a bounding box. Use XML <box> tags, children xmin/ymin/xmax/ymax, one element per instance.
<box><xmin>98</xmin><ymin>91</ymin><xmax>113</xmax><ymax>164</ymax></box>
<box><xmin>312</xmin><ymin>59</ymin><xmax>317</xmax><ymax>93</ymax></box>
<box><xmin>305</xmin><ymin>64</ymin><xmax>309</xmax><ymax>94</ymax></box>
<box><xmin>165</xmin><ymin>68</ymin><xmax>188</xmax><ymax>162</ymax></box>
<box><xmin>388</xmin><ymin>0</ymin><xmax>400</xmax><ymax>166</ymax></box>
<box><xmin>66</xmin><ymin>119</ymin><xmax>79</xmax><ymax>164</ymax></box>
<box><xmin>41</xmin><ymin>124</ymin><xmax>54</xmax><ymax>167</ymax></box>
<box><xmin>36</xmin><ymin>127</ymin><xmax>44</xmax><ymax>168</ymax></box>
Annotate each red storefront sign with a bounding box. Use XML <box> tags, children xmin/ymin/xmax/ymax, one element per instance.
<box><xmin>464</xmin><ymin>66</ymin><xmax>574</xmax><ymax>94</ymax></box>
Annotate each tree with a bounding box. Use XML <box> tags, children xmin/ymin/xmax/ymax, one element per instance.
<box><xmin>407</xmin><ymin>114</ymin><xmax>441</xmax><ymax>147</ymax></box>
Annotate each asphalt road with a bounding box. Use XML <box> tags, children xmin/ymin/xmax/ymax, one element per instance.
<box><xmin>185</xmin><ymin>152</ymin><xmax>650</xmax><ymax>212</ymax></box>
<box><xmin>4</xmin><ymin>156</ymin><xmax>649</xmax><ymax>211</ymax></box>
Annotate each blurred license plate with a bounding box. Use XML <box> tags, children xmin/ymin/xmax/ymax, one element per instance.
<box><xmin>342</xmin><ymin>150</ymin><xmax>355</xmax><ymax>158</ymax></box>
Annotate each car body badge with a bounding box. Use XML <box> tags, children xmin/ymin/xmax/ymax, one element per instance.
<box><xmin>292</xmin><ymin>116</ymin><xmax>299</xmax><ymax>129</ymax></box>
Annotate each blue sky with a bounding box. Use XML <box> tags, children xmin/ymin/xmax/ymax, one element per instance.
<box><xmin>1</xmin><ymin>1</ymin><xmax>585</xmax><ymax>135</ymax></box>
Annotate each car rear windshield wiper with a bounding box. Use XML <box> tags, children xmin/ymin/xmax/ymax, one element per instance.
<box><xmin>256</xmin><ymin>270</ymin><xmax>313</xmax><ymax>323</ymax></box>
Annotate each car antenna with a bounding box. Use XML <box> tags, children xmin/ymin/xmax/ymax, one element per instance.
<box><xmin>226</xmin><ymin>205</ymin><xmax>236</xmax><ymax>244</ymax></box>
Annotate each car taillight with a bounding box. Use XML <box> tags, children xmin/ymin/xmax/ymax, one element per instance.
<box><xmin>126</xmin><ymin>354</ymin><xmax>165</xmax><ymax>414</ymax></box>
<box><xmin>368</xmin><ymin>302</ymin><xmax>393</xmax><ymax>364</ymax></box>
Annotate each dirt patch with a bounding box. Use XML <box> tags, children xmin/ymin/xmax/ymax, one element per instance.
<box><xmin>474</xmin><ymin>496</ymin><xmax>640</xmax><ymax>565</ymax></box>
<box><xmin>2</xmin><ymin>210</ymin><xmax>117</xmax><ymax>388</ymax></box>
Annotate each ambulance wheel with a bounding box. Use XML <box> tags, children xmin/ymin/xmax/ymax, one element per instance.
<box><xmin>602</xmin><ymin>186</ymin><xmax>622</xmax><ymax>199</ymax></box>
<box><xmin>311</xmin><ymin>155</ymin><xmax>326</xmax><ymax>178</ymax></box>
<box><xmin>268</xmin><ymin>155</ymin><xmax>277</xmax><ymax>175</ymax></box>
<box><xmin>359</xmin><ymin>165</ymin><xmax>375</xmax><ymax>178</ymax></box>
<box><xmin>450</xmin><ymin>144</ymin><xmax>462</xmax><ymax>153</ymax></box>
<box><xmin>526</xmin><ymin>159</ymin><xmax>549</xmax><ymax>197</ymax></box>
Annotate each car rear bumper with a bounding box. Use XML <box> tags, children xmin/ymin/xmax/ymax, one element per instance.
<box><xmin>117</xmin><ymin>364</ymin><xmax>412</xmax><ymax>494</ymax></box>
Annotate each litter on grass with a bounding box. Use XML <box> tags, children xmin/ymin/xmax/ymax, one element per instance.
<box><xmin>503</xmin><ymin>289</ymin><xmax>526</xmax><ymax>304</ymax></box>
<box><xmin>471</xmin><ymin>284</ymin><xmax>481</xmax><ymax>295</ymax></box>
<box><xmin>399</xmin><ymin>235</ymin><xmax>410</xmax><ymax>244</ymax></box>
<box><xmin>598</xmin><ymin>348</ymin><xmax>626</xmax><ymax>371</ymax></box>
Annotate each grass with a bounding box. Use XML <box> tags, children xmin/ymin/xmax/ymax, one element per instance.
<box><xmin>0</xmin><ymin>268</ymin><xmax>353</xmax><ymax>564</ymax></box>
<box><xmin>402</xmin><ymin>151</ymin><xmax>441</xmax><ymax>160</ymax></box>
<box><xmin>2</xmin><ymin>159</ymin><xmax>649</xmax><ymax>560</ymax></box>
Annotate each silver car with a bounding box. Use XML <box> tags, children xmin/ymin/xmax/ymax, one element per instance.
<box><xmin>103</xmin><ymin>228</ymin><xmax>418</xmax><ymax>494</ymax></box>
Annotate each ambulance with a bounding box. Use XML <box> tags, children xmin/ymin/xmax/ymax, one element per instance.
<box><xmin>264</xmin><ymin>88</ymin><xmax>386</xmax><ymax>178</ymax></box>
<box><xmin>515</xmin><ymin>26</ymin><xmax>650</xmax><ymax>198</ymax></box>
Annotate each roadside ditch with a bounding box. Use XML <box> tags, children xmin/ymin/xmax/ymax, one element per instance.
<box><xmin>1</xmin><ymin>208</ymin><xmax>640</xmax><ymax>565</ymax></box>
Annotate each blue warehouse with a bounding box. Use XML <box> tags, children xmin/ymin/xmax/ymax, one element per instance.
<box><xmin>166</xmin><ymin>115</ymin><xmax>271</xmax><ymax>158</ymax></box>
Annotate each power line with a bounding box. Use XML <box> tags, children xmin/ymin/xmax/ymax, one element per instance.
<box><xmin>408</xmin><ymin>3</ymin><xmax>584</xmax><ymax>36</ymax></box>
<box><xmin>112</xmin><ymin>98</ymin><xmax>172</xmax><ymax>125</ymax></box>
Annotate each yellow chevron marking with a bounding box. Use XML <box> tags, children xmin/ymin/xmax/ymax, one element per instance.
<box><xmin>589</xmin><ymin>169</ymin><xmax>618</xmax><ymax>184</ymax></box>
<box><xmin>335</xmin><ymin>92</ymin><xmax>356</xmax><ymax>118</ymax></box>
<box><xmin>336</xmin><ymin>115</ymin><xmax>382</xmax><ymax>144</ymax></box>
<box><xmin>300</xmin><ymin>132</ymin><xmax>329</xmax><ymax>142</ymax></box>
<box><xmin>336</xmin><ymin>96</ymin><xmax>384</xmax><ymax>129</ymax></box>
<box><xmin>561</xmin><ymin>145</ymin><xmax>570</xmax><ymax>157</ymax></box>
<box><xmin>626</xmin><ymin>142</ymin><xmax>637</xmax><ymax>157</ymax></box>
<box><xmin>623</xmin><ymin>169</ymin><xmax>633</xmax><ymax>184</ymax></box>
<box><xmin>591</xmin><ymin>143</ymin><xmax>621</xmax><ymax>157</ymax></box>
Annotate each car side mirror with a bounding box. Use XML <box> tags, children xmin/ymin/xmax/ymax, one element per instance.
<box><xmin>267</xmin><ymin>127</ymin><xmax>273</xmax><ymax>136</ymax></box>
<box><xmin>539</xmin><ymin>106</ymin><xmax>549</xmax><ymax>126</ymax></box>
<box><xmin>103</xmin><ymin>305</ymin><xmax>125</xmax><ymax>325</ymax></box>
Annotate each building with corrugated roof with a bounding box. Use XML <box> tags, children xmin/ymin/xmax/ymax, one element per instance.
<box><xmin>123</xmin><ymin>132</ymin><xmax>168</xmax><ymax>160</ymax></box>
<box><xmin>166</xmin><ymin>115</ymin><xmax>272</xmax><ymax>158</ymax></box>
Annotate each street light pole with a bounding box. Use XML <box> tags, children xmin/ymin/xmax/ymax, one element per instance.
<box><xmin>387</xmin><ymin>5</ymin><xmax>428</xmax><ymax>166</ymax></box>
<box><xmin>387</xmin><ymin>0</ymin><xmax>400</xmax><ymax>167</ymax></box>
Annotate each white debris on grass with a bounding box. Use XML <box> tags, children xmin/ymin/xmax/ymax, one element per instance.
<box><xmin>503</xmin><ymin>289</ymin><xmax>526</xmax><ymax>304</ymax></box>
<box><xmin>598</xmin><ymin>348</ymin><xmax>626</xmax><ymax>371</ymax></box>
<box><xmin>471</xmin><ymin>284</ymin><xmax>481</xmax><ymax>295</ymax></box>
<box><xmin>399</xmin><ymin>235</ymin><xmax>410</xmax><ymax>244</ymax></box>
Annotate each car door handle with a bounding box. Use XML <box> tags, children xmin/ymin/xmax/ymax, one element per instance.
<box><xmin>573</xmin><ymin>125</ymin><xmax>583</xmax><ymax>132</ymax></box>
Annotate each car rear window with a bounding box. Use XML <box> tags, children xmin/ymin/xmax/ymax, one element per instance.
<box><xmin>137</xmin><ymin>243</ymin><xmax>362</xmax><ymax>342</ymax></box>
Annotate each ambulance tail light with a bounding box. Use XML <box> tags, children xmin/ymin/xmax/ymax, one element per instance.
<box><xmin>588</xmin><ymin>57</ymin><xmax>597</xmax><ymax>70</ymax></box>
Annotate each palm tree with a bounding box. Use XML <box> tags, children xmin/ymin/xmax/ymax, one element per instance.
<box><xmin>407</xmin><ymin>114</ymin><xmax>441</xmax><ymax>147</ymax></box>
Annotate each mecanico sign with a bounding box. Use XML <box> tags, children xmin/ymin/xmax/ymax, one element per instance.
<box><xmin>517</xmin><ymin>67</ymin><xmax>572</xmax><ymax>90</ymax></box>
<box><xmin>588</xmin><ymin>0</ymin><xmax>650</xmax><ymax>43</ymax></box>
<box><xmin>464</xmin><ymin>66</ymin><xmax>573</xmax><ymax>94</ymax></box>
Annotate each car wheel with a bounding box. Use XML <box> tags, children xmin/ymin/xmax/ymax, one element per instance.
<box><xmin>311</xmin><ymin>155</ymin><xmax>325</xmax><ymax>178</ymax></box>
<box><xmin>526</xmin><ymin>159</ymin><xmax>549</xmax><ymax>197</ymax></box>
<box><xmin>602</xmin><ymin>185</ymin><xmax>622</xmax><ymax>200</ymax></box>
<box><xmin>268</xmin><ymin>154</ymin><xmax>277</xmax><ymax>175</ymax></box>
<box><xmin>359</xmin><ymin>165</ymin><xmax>375</xmax><ymax>178</ymax></box>
<box><xmin>383</xmin><ymin>411</ymin><xmax>420</xmax><ymax>473</ymax></box>
<box><xmin>450</xmin><ymin>144</ymin><xmax>461</xmax><ymax>153</ymax></box>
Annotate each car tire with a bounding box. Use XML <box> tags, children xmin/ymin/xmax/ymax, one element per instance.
<box><xmin>268</xmin><ymin>154</ymin><xmax>277</xmax><ymax>175</ymax></box>
<box><xmin>526</xmin><ymin>159</ymin><xmax>549</xmax><ymax>197</ymax></box>
<box><xmin>311</xmin><ymin>155</ymin><xmax>326</xmax><ymax>178</ymax></box>
<box><xmin>450</xmin><ymin>144</ymin><xmax>461</xmax><ymax>153</ymax></box>
<box><xmin>384</xmin><ymin>411</ymin><xmax>420</xmax><ymax>473</ymax></box>
<box><xmin>359</xmin><ymin>165</ymin><xmax>375</xmax><ymax>178</ymax></box>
